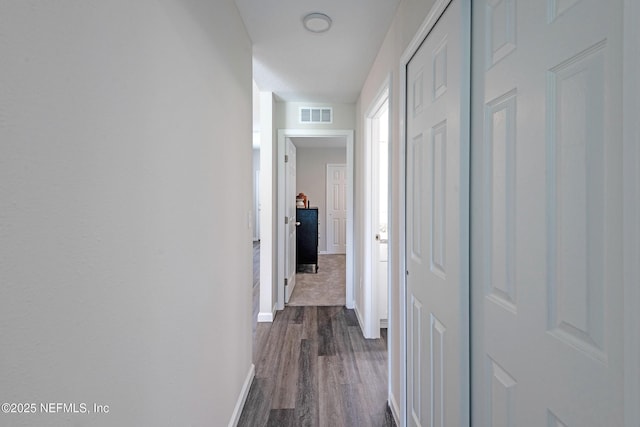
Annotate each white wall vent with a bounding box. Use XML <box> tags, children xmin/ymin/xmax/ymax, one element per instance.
<box><xmin>300</xmin><ymin>107</ymin><xmax>332</xmax><ymax>124</ymax></box>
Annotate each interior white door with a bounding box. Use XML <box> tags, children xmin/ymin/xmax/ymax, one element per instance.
<box><xmin>405</xmin><ymin>0</ymin><xmax>469</xmax><ymax>425</ymax></box>
<box><xmin>284</xmin><ymin>139</ymin><xmax>297</xmax><ymax>302</ymax></box>
<box><xmin>471</xmin><ymin>0</ymin><xmax>624</xmax><ymax>425</ymax></box>
<box><xmin>326</xmin><ymin>164</ymin><xmax>347</xmax><ymax>254</ymax></box>
<box><xmin>374</xmin><ymin>103</ymin><xmax>389</xmax><ymax>325</ymax></box>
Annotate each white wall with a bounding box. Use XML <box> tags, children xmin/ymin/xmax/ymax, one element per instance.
<box><xmin>296</xmin><ymin>147</ymin><xmax>347</xmax><ymax>253</ymax></box>
<box><xmin>277</xmin><ymin>101</ymin><xmax>356</xmax><ymax>130</ymax></box>
<box><xmin>0</xmin><ymin>1</ymin><xmax>253</xmax><ymax>426</ymax></box>
<box><xmin>355</xmin><ymin>0</ymin><xmax>436</xmax><ymax>420</ymax></box>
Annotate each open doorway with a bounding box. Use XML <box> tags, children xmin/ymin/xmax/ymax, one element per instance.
<box><xmin>277</xmin><ymin>129</ymin><xmax>355</xmax><ymax>311</ymax></box>
<box><xmin>287</xmin><ymin>137</ymin><xmax>347</xmax><ymax>306</ymax></box>
<box><xmin>363</xmin><ymin>81</ymin><xmax>390</xmax><ymax>339</ymax></box>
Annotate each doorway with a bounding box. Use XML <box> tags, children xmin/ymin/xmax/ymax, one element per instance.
<box><xmin>288</xmin><ymin>139</ymin><xmax>347</xmax><ymax>306</ymax></box>
<box><xmin>363</xmin><ymin>81</ymin><xmax>391</xmax><ymax>339</ymax></box>
<box><xmin>277</xmin><ymin>129</ymin><xmax>355</xmax><ymax>310</ymax></box>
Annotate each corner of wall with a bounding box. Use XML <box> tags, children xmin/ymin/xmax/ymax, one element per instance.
<box><xmin>389</xmin><ymin>391</ymin><xmax>401</xmax><ymax>426</ymax></box>
<box><xmin>227</xmin><ymin>364</ymin><xmax>255</xmax><ymax>427</ymax></box>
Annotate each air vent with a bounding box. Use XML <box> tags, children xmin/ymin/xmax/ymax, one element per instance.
<box><xmin>300</xmin><ymin>107</ymin><xmax>332</xmax><ymax>124</ymax></box>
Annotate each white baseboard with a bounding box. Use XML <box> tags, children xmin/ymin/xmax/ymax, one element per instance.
<box><xmin>257</xmin><ymin>304</ymin><xmax>276</xmax><ymax>323</ymax></box>
<box><xmin>228</xmin><ymin>363</ymin><xmax>255</xmax><ymax>427</ymax></box>
<box><xmin>380</xmin><ymin>319</ymin><xmax>388</xmax><ymax>329</ymax></box>
<box><xmin>257</xmin><ymin>312</ymin><xmax>273</xmax><ymax>322</ymax></box>
<box><xmin>389</xmin><ymin>392</ymin><xmax>401</xmax><ymax>426</ymax></box>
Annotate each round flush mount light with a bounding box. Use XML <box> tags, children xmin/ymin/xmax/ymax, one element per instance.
<box><xmin>303</xmin><ymin>13</ymin><xmax>332</xmax><ymax>33</ymax></box>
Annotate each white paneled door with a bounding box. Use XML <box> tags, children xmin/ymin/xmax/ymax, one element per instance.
<box><xmin>284</xmin><ymin>139</ymin><xmax>297</xmax><ymax>302</ymax></box>
<box><xmin>471</xmin><ymin>0</ymin><xmax>624</xmax><ymax>425</ymax></box>
<box><xmin>326</xmin><ymin>164</ymin><xmax>347</xmax><ymax>254</ymax></box>
<box><xmin>373</xmin><ymin>99</ymin><xmax>389</xmax><ymax>327</ymax></box>
<box><xmin>405</xmin><ymin>0</ymin><xmax>469</xmax><ymax>426</ymax></box>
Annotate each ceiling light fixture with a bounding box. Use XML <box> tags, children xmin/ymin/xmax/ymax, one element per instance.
<box><xmin>302</xmin><ymin>13</ymin><xmax>332</xmax><ymax>33</ymax></box>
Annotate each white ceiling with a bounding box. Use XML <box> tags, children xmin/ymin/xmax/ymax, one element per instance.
<box><xmin>235</xmin><ymin>0</ymin><xmax>400</xmax><ymax>103</ymax></box>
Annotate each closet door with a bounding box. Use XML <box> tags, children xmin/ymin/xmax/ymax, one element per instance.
<box><xmin>471</xmin><ymin>0</ymin><xmax>624</xmax><ymax>424</ymax></box>
<box><xmin>405</xmin><ymin>0</ymin><xmax>470</xmax><ymax>425</ymax></box>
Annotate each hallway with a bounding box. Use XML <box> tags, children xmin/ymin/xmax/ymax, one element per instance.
<box><xmin>248</xmin><ymin>241</ymin><xmax>389</xmax><ymax>426</ymax></box>
<box><xmin>238</xmin><ymin>305</ymin><xmax>394</xmax><ymax>427</ymax></box>
<box><xmin>1</xmin><ymin>1</ymin><xmax>636</xmax><ymax>426</ymax></box>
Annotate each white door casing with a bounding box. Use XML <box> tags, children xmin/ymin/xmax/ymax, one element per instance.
<box><xmin>471</xmin><ymin>0</ymin><xmax>625</xmax><ymax>425</ymax></box>
<box><xmin>277</xmin><ymin>129</ymin><xmax>355</xmax><ymax>310</ymax></box>
<box><xmin>365</xmin><ymin>83</ymin><xmax>391</xmax><ymax>339</ymax></box>
<box><xmin>284</xmin><ymin>139</ymin><xmax>297</xmax><ymax>302</ymax></box>
<box><xmin>326</xmin><ymin>164</ymin><xmax>347</xmax><ymax>255</ymax></box>
<box><xmin>405</xmin><ymin>0</ymin><xmax>470</xmax><ymax>426</ymax></box>
<box><xmin>376</xmin><ymin>104</ymin><xmax>390</xmax><ymax>326</ymax></box>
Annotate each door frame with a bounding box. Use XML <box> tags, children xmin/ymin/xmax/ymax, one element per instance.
<box><xmin>399</xmin><ymin>0</ymin><xmax>471</xmax><ymax>425</ymax></box>
<box><xmin>326</xmin><ymin>163</ymin><xmax>347</xmax><ymax>255</ymax></box>
<box><xmin>623</xmin><ymin>0</ymin><xmax>640</xmax><ymax>424</ymax></box>
<box><xmin>363</xmin><ymin>77</ymin><xmax>391</xmax><ymax>339</ymax></box>
<box><xmin>277</xmin><ymin>129</ymin><xmax>355</xmax><ymax>310</ymax></box>
<box><xmin>283</xmin><ymin>139</ymin><xmax>297</xmax><ymax>303</ymax></box>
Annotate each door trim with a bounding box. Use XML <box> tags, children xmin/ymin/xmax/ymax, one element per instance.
<box><xmin>363</xmin><ymin>77</ymin><xmax>391</xmax><ymax>340</ymax></box>
<box><xmin>623</xmin><ymin>0</ymin><xmax>640</xmax><ymax>424</ymax></box>
<box><xmin>283</xmin><ymin>140</ymin><xmax>297</xmax><ymax>303</ymax></box>
<box><xmin>399</xmin><ymin>0</ymin><xmax>471</xmax><ymax>424</ymax></box>
<box><xmin>277</xmin><ymin>129</ymin><xmax>355</xmax><ymax>310</ymax></box>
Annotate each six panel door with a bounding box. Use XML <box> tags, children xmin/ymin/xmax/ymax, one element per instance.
<box><xmin>470</xmin><ymin>0</ymin><xmax>624</xmax><ymax>424</ymax></box>
<box><xmin>405</xmin><ymin>0</ymin><xmax>470</xmax><ymax>425</ymax></box>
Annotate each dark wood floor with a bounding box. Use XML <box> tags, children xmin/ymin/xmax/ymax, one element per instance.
<box><xmin>238</xmin><ymin>305</ymin><xmax>395</xmax><ymax>427</ymax></box>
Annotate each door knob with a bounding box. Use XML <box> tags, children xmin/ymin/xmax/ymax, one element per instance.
<box><xmin>375</xmin><ymin>234</ymin><xmax>380</xmax><ymax>241</ymax></box>
<box><xmin>296</xmin><ymin>222</ymin><xmax>301</xmax><ymax>226</ymax></box>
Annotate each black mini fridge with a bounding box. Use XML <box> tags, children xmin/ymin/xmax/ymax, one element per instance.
<box><xmin>296</xmin><ymin>208</ymin><xmax>318</xmax><ymax>273</ymax></box>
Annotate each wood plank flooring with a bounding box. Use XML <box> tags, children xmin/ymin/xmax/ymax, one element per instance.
<box><xmin>238</xmin><ymin>306</ymin><xmax>396</xmax><ymax>427</ymax></box>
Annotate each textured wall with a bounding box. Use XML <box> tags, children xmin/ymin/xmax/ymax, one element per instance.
<box><xmin>0</xmin><ymin>1</ymin><xmax>253</xmax><ymax>425</ymax></box>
